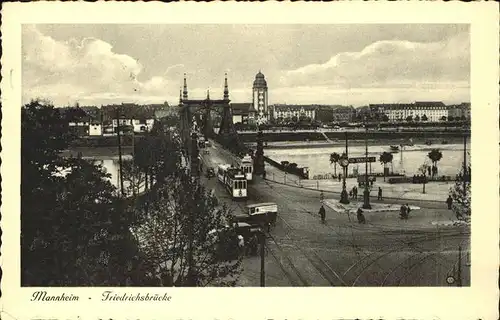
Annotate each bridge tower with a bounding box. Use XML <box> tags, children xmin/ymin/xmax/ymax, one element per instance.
<box><xmin>179</xmin><ymin>74</ymin><xmax>192</xmax><ymax>154</ymax></box>
<box><xmin>179</xmin><ymin>73</ymin><xmax>244</xmax><ymax>156</ymax></box>
<box><xmin>202</xmin><ymin>90</ymin><xmax>215</xmax><ymax>139</ymax></box>
<box><xmin>217</xmin><ymin>73</ymin><xmax>244</xmax><ymax>153</ymax></box>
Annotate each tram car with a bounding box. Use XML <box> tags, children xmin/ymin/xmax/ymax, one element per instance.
<box><xmin>246</xmin><ymin>202</ymin><xmax>278</xmax><ymax>228</ymax></box>
<box><xmin>238</xmin><ymin>155</ymin><xmax>254</xmax><ymax>181</ymax></box>
<box><xmin>217</xmin><ymin>164</ymin><xmax>248</xmax><ymax>199</ymax></box>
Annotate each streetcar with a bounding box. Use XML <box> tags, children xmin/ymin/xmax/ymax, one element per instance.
<box><xmin>217</xmin><ymin>164</ymin><xmax>248</xmax><ymax>199</ymax></box>
<box><xmin>246</xmin><ymin>202</ymin><xmax>278</xmax><ymax>228</ymax></box>
<box><xmin>238</xmin><ymin>155</ymin><xmax>254</xmax><ymax>181</ymax></box>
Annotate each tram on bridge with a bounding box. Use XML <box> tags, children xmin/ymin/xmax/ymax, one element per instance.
<box><xmin>238</xmin><ymin>155</ymin><xmax>254</xmax><ymax>181</ymax></box>
<box><xmin>217</xmin><ymin>164</ymin><xmax>248</xmax><ymax>199</ymax></box>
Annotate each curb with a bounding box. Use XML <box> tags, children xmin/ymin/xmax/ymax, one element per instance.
<box><xmin>263</xmin><ymin>177</ymin><xmax>443</xmax><ymax>203</ymax></box>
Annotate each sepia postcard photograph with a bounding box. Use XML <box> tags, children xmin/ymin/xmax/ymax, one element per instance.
<box><xmin>1</xmin><ymin>2</ymin><xmax>499</xmax><ymax>320</ymax></box>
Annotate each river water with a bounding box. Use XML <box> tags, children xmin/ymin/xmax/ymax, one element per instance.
<box><xmin>85</xmin><ymin>141</ymin><xmax>471</xmax><ymax>187</ymax></box>
<box><xmin>90</xmin><ymin>155</ymin><xmax>133</xmax><ymax>189</ymax></box>
<box><xmin>264</xmin><ymin>142</ymin><xmax>471</xmax><ymax>178</ymax></box>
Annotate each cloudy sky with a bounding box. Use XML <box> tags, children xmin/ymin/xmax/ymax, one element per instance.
<box><xmin>22</xmin><ymin>24</ymin><xmax>470</xmax><ymax>107</ymax></box>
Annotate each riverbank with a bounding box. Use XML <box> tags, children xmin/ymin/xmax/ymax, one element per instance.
<box><xmin>247</xmin><ymin>137</ymin><xmax>467</xmax><ymax>149</ymax></box>
<box><xmin>61</xmin><ymin>146</ymin><xmax>133</xmax><ymax>158</ymax></box>
<box><xmin>238</xmin><ymin>129</ymin><xmax>468</xmax><ymax>144</ymax></box>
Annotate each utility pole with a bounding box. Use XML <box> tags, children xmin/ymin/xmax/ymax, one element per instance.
<box><xmin>339</xmin><ymin>132</ymin><xmax>350</xmax><ymax>204</ymax></box>
<box><xmin>463</xmin><ymin>124</ymin><xmax>468</xmax><ymax>196</ymax></box>
<box><xmin>457</xmin><ymin>245</ymin><xmax>462</xmax><ymax>287</ymax></box>
<box><xmin>362</xmin><ymin>119</ymin><xmax>371</xmax><ymax>209</ymax></box>
<box><xmin>116</xmin><ymin>106</ymin><xmax>125</xmax><ymax>197</ymax></box>
<box><xmin>260</xmin><ymin>228</ymin><xmax>265</xmax><ymax>287</ymax></box>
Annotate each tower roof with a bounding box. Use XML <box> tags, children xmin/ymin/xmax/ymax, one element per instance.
<box><xmin>253</xmin><ymin>71</ymin><xmax>268</xmax><ymax>88</ymax></box>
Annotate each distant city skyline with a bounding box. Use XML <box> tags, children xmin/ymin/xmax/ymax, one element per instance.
<box><xmin>22</xmin><ymin>24</ymin><xmax>470</xmax><ymax>107</ymax></box>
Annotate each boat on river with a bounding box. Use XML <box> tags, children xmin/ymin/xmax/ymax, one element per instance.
<box><xmin>390</xmin><ymin>145</ymin><xmax>400</xmax><ymax>152</ymax></box>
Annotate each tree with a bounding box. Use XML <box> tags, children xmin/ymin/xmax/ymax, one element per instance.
<box><xmin>414</xmin><ymin>115</ymin><xmax>420</xmax><ymax>122</ymax></box>
<box><xmin>450</xmin><ymin>162</ymin><xmax>471</xmax><ymax>221</ymax></box>
<box><xmin>427</xmin><ymin>149</ymin><xmax>443</xmax><ymax>177</ymax></box>
<box><xmin>418</xmin><ymin>163</ymin><xmax>430</xmax><ymax>194</ymax></box>
<box><xmin>22</xmin><ymin>100</ymin><xmax>139</xmax><ymax>286</ymax></box>
<box><xmin>421</xmin><ymin>114</ymin><xmax>428</xmax><ymax>122</ymax></box>
<box><xmin>134</xmin><ymin>128</ymin><xmax>181</xmax><ymax>189</ymax></box>
<box><xmin>381</xmin><ymin>114</ymin><xmax>389</xmax><ymax>122</ymax></box>
<box><xmin>379</xmin><ymin>152</ymin><xmax>394</xmax><ymax>181</ymax></box>
<box><xmin>131</xmin><ymin>173</ymin><xmax>242</xmax><ymax>286</ymax></box>
<box><xmin>406</xmin><ymin>115</ymin><xmax>413</xmax><ymax>122</ymax></box>
<box><xmin>448</xmin><ymin>116</ymin><xmax>455</xmax><ymax>122</ymax></box>
<box><xmin>440</xmin><ymin>115</ymin><xmax>447</xmax><ymax>121</ymax></box>
<box><xmin>121</xmin><ymin>158</ymin><xmax>147</xmax><ymax>196</ymax></box>
<box><xmin>291</xmin><ymin>116</ymin><xmax>298</xmax><ymax>123</ymax></box>
<box><xmin>330</xmin><ymin>152</ymin><xmax>340</xmax><ymax>177</ymax></box>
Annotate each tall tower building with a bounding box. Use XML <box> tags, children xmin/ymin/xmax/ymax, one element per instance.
<box><xmin>252</xmin><ymin>71</ymin><xmax>269</xmax><ymax>124</ymax></box>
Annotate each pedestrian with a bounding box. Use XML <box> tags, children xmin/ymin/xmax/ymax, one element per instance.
<box><xmin>357</xmin><ymin>208</ymin><xmax>366</xmax><ymax>224</ymax></box>
<box><xmin>400</xmin><ymin>204</ymin><xmax>408</xmax><ymax>220</ymax></box>
<box><xmin>319</xmin><ymin>205</ymin><xmax>326</xmax><ymax>224</ymax></box>
<box><xmin>349</xmin><ymin>190</ymin><xmax>353</xmax><ymax>199</ymax></box>
<box><xmin>427</xmin><ymin>166</ymin><xmax>431</xmax><ymax>177</ymax></box>
<box><xmin>378</xmin><ymin>187</ymin><xmax>383</xmax><ymax>200</ymax></box>
<box><xmin>353</xmin><ymin>186</ymin><xmax>358</xmax><ymax>199</ymax></box>
<box><xmin>338</xmin><ymin>174</ymin><xmax>342</xmax><ymax>182</ymax></box>
<box><xmin>406</xmin><ymin>203</ymin><xmax>411</xmax><ymax>216</ymax></box>
<box><xmin>237</xmin><ymin>235</ymin><xmax>245</xmax><ymax>255</ymax></box>
<box><xmin>446</xmin><ymin>195</ymin><xmax>453</xmax><ymax>210</ymax></box>
<box><xmin>262</xmin><ymin>170</ymin><xmax>267</xmax><ymax>180</ymax></box>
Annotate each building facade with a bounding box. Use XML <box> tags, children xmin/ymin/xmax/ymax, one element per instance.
<box><xmin>231</xmin><ymin>103</ymin><xmax>252</xmax><ymax>124</ymax></box>
<box><xmin>331</xmin><ymin>106</ymin><xmax>356</xmax><ymax>123</ymax></box>
<box><xmin>369</xmin><ymin>101</ymin><xmax>449</xmax><ymax>122</ymax></box>
<box><xmin>272</xmin><ymin>104</ymin><xmax>316</xmax><ymax>122</ymax></box>
<box><xmin>252</xmin><ymin>71</ymin><xmax>269</xmax><ymax>124</ymax></box>
<box><xmin>448</xmin><ymin>102</ymin><xmax>471</xmax><ymax>119</ymax></box>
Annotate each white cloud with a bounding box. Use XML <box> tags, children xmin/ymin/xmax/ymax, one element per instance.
<box><xmin>22</xmin><ymin>25</ymin><xmax>470</xmax><ymax>107</ymax></box>
<box><xmin>280</xmin><ymin>32</ymin><xmax>470</xmax><ymax>90</ymax></box>
<box><xmin>22</xmin><ymin>25</ymin><xmax>174</xmax><ymax>106</ymax></box>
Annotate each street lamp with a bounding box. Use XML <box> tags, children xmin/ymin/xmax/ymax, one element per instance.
<box><xmin>362</xmin><ymin>120</ymin><xmax>371</xmax><ymax>209</ymax></box>
<box><xmin>339</xmin><ymin>153</ymin><xmax>350</xmax><ymax>204</ymax></box>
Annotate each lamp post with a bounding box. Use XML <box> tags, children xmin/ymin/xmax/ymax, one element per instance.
<box><xmin>339</xmin><ymin>153</ymin><xmax>350</xmax><ymax>204</ymax></box>
<box><xmin>362</xmin><ymin>120</ymin><xmax>371</xmax><ymax>209</ymax></box>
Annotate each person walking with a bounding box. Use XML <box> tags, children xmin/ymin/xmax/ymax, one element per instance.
<box><xmin>357</xmin><ymin>208</ymin><xmax>366</xmax><ymax>224</ymax></box>
<box><xmin>406</xmin><ymin>203</ymin><xmax>411</xmax><ymax>216</ymax></box>
<box><xmin>262</xmin><ymin>170</ymin><xmax>266</xmax><ymax>180</ymax></box>
<box><xmin>319</xmin><ymin>205</ymin><xmax>326</xmax><ymax>224</ymax></box>
<box><xmin>400</xmin><ymin>204</ymin><xmax>408</xmax><ymax>220</ymax></box>
<box><xmin>446</xmin><ymin>195</ymin><xmax>453</xmax><ymax>210</ymax></box>
<box><xmin>353</xmin><ymin>186</ymin><xmax>358</xmax><ymax>199</ymax></box>
<box><xmin>338</xmin><ymin>174</ymin><xmax>342</xmax><ymax>182</ymax></box>
<box><xmin>237</xmin><ymin>235</ymin><xmax>245</xmax><ymax>256</ymax></box>
<box><xmin>377</xmin><ymin>187</ymin><xmax>383</xmax><ymax>200</ymax></box>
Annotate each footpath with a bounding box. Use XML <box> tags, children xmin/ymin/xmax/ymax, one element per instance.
<box><xmin>263</xmin><ymin>163</ymin><xmax>453</xmax><ymax>203</ymax></box>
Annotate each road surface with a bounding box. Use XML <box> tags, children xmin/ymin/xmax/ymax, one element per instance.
<box><xmin>199</xmin><ymin>141</ymin><xmax>470</xmax><ymax>287</ymax></box>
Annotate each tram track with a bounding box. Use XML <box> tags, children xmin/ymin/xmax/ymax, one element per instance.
<box><xmin>394</xmin><ymin>252</ymin><xmax>443</xmax><ymax>286</ymax></box>
<box><xmin>205</xmin><ymin>141</ymin><xmax>470</xmax><ymax>286</ymax></box>
<box><xmin>259</xmin><ymin>177</ymin><xmax>470</xmax><ymax>286</ymax></box>
<box><xmin>349</xmin><ymin>231</ymin><xmax>466</xmax><ymax>286</ymax></box>
<box><xmin>276</xmin><ymin>215</ymin><xmax>347</xmax><ymax>286</ymax></box>
<box><xmin>229</xmin><ymin>198</ymin><xmax>310</xmax><ymax>286</ymax></box>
